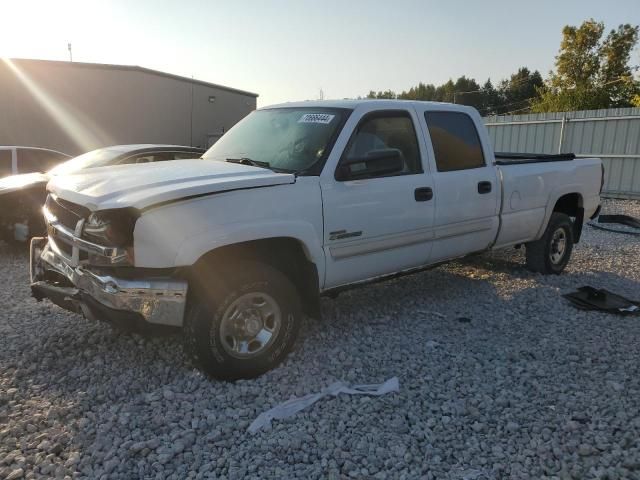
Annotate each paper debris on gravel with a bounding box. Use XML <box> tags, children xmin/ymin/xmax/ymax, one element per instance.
<box><xmin>248</xmin><ymin>377</ymin><xmax>399</xmax><ymax>433</ymax></box>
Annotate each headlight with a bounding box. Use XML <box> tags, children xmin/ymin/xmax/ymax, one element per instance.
<box><xmin>83</xmin><ymin>208</ymin><xmax>139</xmax><ymax>247</ymax></box>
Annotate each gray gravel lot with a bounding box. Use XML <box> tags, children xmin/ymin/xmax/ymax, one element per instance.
<box><xmin>1</xmin><ymin>199</ymin><xmax>639</xmax><ymax>480</ymax></box>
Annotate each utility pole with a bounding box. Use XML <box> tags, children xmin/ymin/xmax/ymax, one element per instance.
<box><xmin>190</xmin><ymin>75</ymin><xmax>194</xmax><ymax>147</ymax></box>
<box><xmin>68</xmin><ymin>43</ymin><xmax>73</xmax><ymax>62</ymax></box>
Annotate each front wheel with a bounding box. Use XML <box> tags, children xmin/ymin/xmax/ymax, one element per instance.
<box><xmin>183</xmin><ymin>261</ymin><xmax>302</xmax><ymax>380</ymax></box>
<box><xmin>525</xmin><ymin>212</ymin><xmax>574</xmax><ymax>274</ymax></box>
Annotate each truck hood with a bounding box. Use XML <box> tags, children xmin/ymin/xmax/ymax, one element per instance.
<box><xmin>47</xmin><ymin>159</ymin><xmax>296</xmax><ymax>211</ymax></box>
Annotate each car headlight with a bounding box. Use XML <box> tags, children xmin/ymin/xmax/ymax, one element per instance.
<box><xmin>83</xmin><ymin>208</ymin><xmax>139</xmax><ymax>248</ymax></box>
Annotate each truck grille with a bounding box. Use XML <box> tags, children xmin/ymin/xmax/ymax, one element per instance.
<box><xmin>45</xmin><ymin>195</ymin><xmax>90</xmax><ymax>261</ymax></box>
<box><xmin>54</xmin><ymin>237</ymin><xmax>74</xmax><ymax>258</ymax></box>
<box><xmin>45</xmin><ymin>195</ymin><xmax>90</xmax><ymax>231</ymax></box>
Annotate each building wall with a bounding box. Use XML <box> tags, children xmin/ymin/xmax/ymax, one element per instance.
<box><xmin>0</xmin><ymin>59</ymin><xmax>257</xmax><ymax>156</ymax></box>
<box><xmin>484</xmin><ymin>108</ymin><xmax>640</xmax><ymax>199</ymax></box>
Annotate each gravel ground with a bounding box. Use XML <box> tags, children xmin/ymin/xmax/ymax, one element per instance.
<box><xmin>1</xmin><ymin>199</ymin><xmax>639</xmax><ymax>480</ymax></box>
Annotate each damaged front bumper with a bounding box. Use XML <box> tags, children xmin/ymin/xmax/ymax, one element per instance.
<box><xmin>30</xmin><ymin>237</ymin><xmax>188</xmax><ymax>327</ymax></box>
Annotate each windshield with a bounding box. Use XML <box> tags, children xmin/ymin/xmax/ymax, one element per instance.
<box><xmin>48</xmin><ymin>148</ymin><xmax>124</xmax><ymax>175</ymax></box>
<box><xmin>202</xmin><ymin>107</ymin><xmax>347</xmax><ymax>173</ymax></box>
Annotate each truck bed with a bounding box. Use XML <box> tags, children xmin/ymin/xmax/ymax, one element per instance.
<box><xmin>492</xmin><ymin>155</ymin><xmax>602</xmax><ymax>248</ymax></box>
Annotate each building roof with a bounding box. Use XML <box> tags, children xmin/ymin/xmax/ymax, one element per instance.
<box><xmin>9</xmin><ymin>58</ymin><xmax>259</xmax><ymax>98</ymax></box>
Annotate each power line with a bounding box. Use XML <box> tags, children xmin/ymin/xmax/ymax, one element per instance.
<box><xmin>480</xmin><ymin>96</ymin><xmax>536</xmax><ymax>114</ymax></box>
<box><xmin>414</xmin><ymin>73</ymin><xmax>544</xmax><ymax>103</ymax></box>
<box><xmin>481</xmin><ymin>75</ymin><xmax>636</xmax><ymax>116</ymax></box>
<box><xmin>502</xmin><ymin>104</ymin><xmax>537</xmax><ymax>115</ymax></box>
<box><xmin>456</xmin><ymin>74</ymin><xmax>543</xmax><ymax>97</ymax></box>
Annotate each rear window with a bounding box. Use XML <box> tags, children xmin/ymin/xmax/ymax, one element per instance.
<box><xmin>425</xmin><ymin>111</ymin><xmax>485</xmax><ymax>172</ymax></box>
<box><xmin>118</xmin><ymin>151</ymin><xmax>201</xmax><ymax>165</ymax></box>
<box><xmin>172</xmin><ymin>152</ymin><xmax>202</xmax><ymax>160</ymax></box>
<box><xmin>0</xmin><ymin>150</ymin><xmax>12</xmax><ymax>178</ymax></box>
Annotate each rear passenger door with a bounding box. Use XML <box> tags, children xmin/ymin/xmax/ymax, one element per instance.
<box><xmin>417</xmin><ymin>109</ymin><xmax>500</xmax><ymax>262</ymax></box>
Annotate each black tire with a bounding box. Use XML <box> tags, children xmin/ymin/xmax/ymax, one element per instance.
<box><xmin>183</xmin><ymin>261</ymin><xmax>302</xmax><ymax>381</ymax></box>
<box><xmin>525</xmin><ymin>212</ymin><xmax>574</xmax><ymax>274</ymax></box>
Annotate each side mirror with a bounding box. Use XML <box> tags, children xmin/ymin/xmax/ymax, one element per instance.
<box><xmin>336</xmin><ymin>149</ymin><xmax>404</xmax><ymax>181</ymax></box>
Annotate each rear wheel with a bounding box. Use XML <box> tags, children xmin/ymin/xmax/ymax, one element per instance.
<box><xmin>183</xmin><ymin>261</ymin><xmax>301</xmax><ymax>380</ymax></box>
<box><xmin>525</xmin><ymin>212</ymin><xmax>574</xmax><ymax>274</ymax></box>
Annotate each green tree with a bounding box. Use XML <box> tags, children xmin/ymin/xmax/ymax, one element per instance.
<box><xmin>397</xmin><ymin>82</ymin><xmax>437</xmax><ymax>101</ymax></box>
<box><xmin>366</xmin><ymin>89</ymin><xmax>397</xmax><ymax>99</ymax></box>
<box><xmin>599</xmin><ymin>23</ymin><xmax>640</xmax><ymax>105</ymax></box>
<box><xmin>452</xmin><ymin>76</ymin><xmax>482</xmax><ymax>108</ymax></box>
<box><xmin>499</xmin><ymin>67</ymin><xmax>543</xmax><ymax>113</ymax></box>
<box><xmin>435</xmin><ymin>79</ymin><xmax>455</xmax><ymax>102</ymax></box>
<box><xmin>479</xmin><ymin>79</ymin><xmax>499</xmax><ymax>115</ymax></box>
<box><xmin>532</xmin><ymin>19</ymin><xmax>640</xmax><ymax>112</ymax></box>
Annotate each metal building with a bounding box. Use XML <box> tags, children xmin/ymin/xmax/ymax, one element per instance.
<box><xmin>0</xmin><ymin>58</ymin><xmax>258</xmax><ymax>156</ymax></box>
<box><xmin>484</xmin><ymin>108</ymin><xmax>640</xmax><ymax>199</ymax></box>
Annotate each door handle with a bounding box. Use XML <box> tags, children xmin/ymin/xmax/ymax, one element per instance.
<box><xmin>415</xmin><ymin>187</ymin><xmax>433</xmax><ymax>202</ymax></box>
<box><xmin>477</xmin><ymin>181</ymin><xmax>492</xmax><ymax>194</ymax></box>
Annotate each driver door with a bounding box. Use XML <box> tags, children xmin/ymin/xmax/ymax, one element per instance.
<box><xmin>320</xmin><ymin>108</ymin><xmax>436</xmax><ymax>288</ymax></box>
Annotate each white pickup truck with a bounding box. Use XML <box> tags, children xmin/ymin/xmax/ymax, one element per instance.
<box><xmin>30</xmin><ymin>100</ymin><xmax>603</xmax><ymax>380</ymax></box>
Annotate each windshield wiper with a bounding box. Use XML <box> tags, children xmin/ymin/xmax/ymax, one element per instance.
<box><xmin>224</xmin><ymin>157</ymin><xmax>297</xmax><ymax>175</ymax></box>
<box><xmin>225</xmin><ymin>157</ymin><xmax>271</xmax><ymax>169</ymax></box>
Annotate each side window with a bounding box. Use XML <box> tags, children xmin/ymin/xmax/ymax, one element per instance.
<box><xmin>132</xmin><ymin>155</ymin><xmax>155</xmax><ymax>164</ymax></box>
<box><xmin>0</xmin><ymin>150</ymin><xmax>12</xmax><ymax>177</ymax></box>
<box><xmin>119</xmin><ymin>154</ymin><xmax>155</xmax><ymax>165</ymax></box>
<box><xmin>17</xmin><ymin>149</ymin><xmax>64</xmax><ymax>173</ymax></box>
<box><xmin>424</xmin><ymin>111</ymin><xmax>485</xmax><ymax>172</ymax></box>
<box><xmin>42</xmin><ymin>152</ymin><xmax>69</xmax><ymax>171</ymax></box>
<box><xmin>339</xmin><ymin>111</ymin><xmax>422</xmax><ymax>179</ymax></box>
<box><xmin>18</xmin><ymin>149</ymin><xmax>42</xmax><ymax>173</ymax></box>
<box><xmin>152</xmin><ymin>152</ymin><xmax>200</xmax><ymax>161</ymax></box>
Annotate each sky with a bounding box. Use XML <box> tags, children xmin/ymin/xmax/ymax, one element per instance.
<box><xmin>1</xmin><ymin>0</ymin><xmax>639</xmax><ymax>106</ymax></box>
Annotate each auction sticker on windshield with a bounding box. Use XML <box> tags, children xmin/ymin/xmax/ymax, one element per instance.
<box><xmin>298</xmin><ymin>113</ymin><xmax>335</xmax><ymax>124</ymax></box>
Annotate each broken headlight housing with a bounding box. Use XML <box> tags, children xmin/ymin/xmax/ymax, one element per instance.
<box><xmin>83</xmin><ymin>208</ymin><xmax>139</xmax><ymax>248</ymax></box>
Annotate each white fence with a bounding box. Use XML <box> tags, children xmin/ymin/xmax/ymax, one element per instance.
<box><xmin>484</xmin><ymin>108</ymin><xmax>640</xmax><ymax>199</ymax></box>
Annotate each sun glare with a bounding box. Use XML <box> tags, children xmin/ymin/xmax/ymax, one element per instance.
<box><xmin>2</xmin><ymin>58</ymin><xmax>113</xmax><ymax>153</ymax></box>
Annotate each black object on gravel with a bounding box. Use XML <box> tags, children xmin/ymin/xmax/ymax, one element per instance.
<box><xmin>564</xmin><ymin>286</ymin><xmax>640</xmax><ymax>315</ymax></box>
<box><xmin>588</xmin><ymin>213</ymin><xmax>640</xmax><ymax>236</ymax></box>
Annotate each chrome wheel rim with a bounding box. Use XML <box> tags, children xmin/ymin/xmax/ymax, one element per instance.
<box><xmin>219</xmin><ymin>292</ymin><xmax>281</xmax><ymax>359</ymax></box>
<box><xmin>549</xmin><ymin>228</ymin><xmax>567</xmax><ymax>264</ymax></box>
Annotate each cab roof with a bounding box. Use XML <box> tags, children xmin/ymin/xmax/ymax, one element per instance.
<box><xmin>263</xmin><ymin>99</ymin><xmax>476</xmax><ymax>113</ymax></box>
